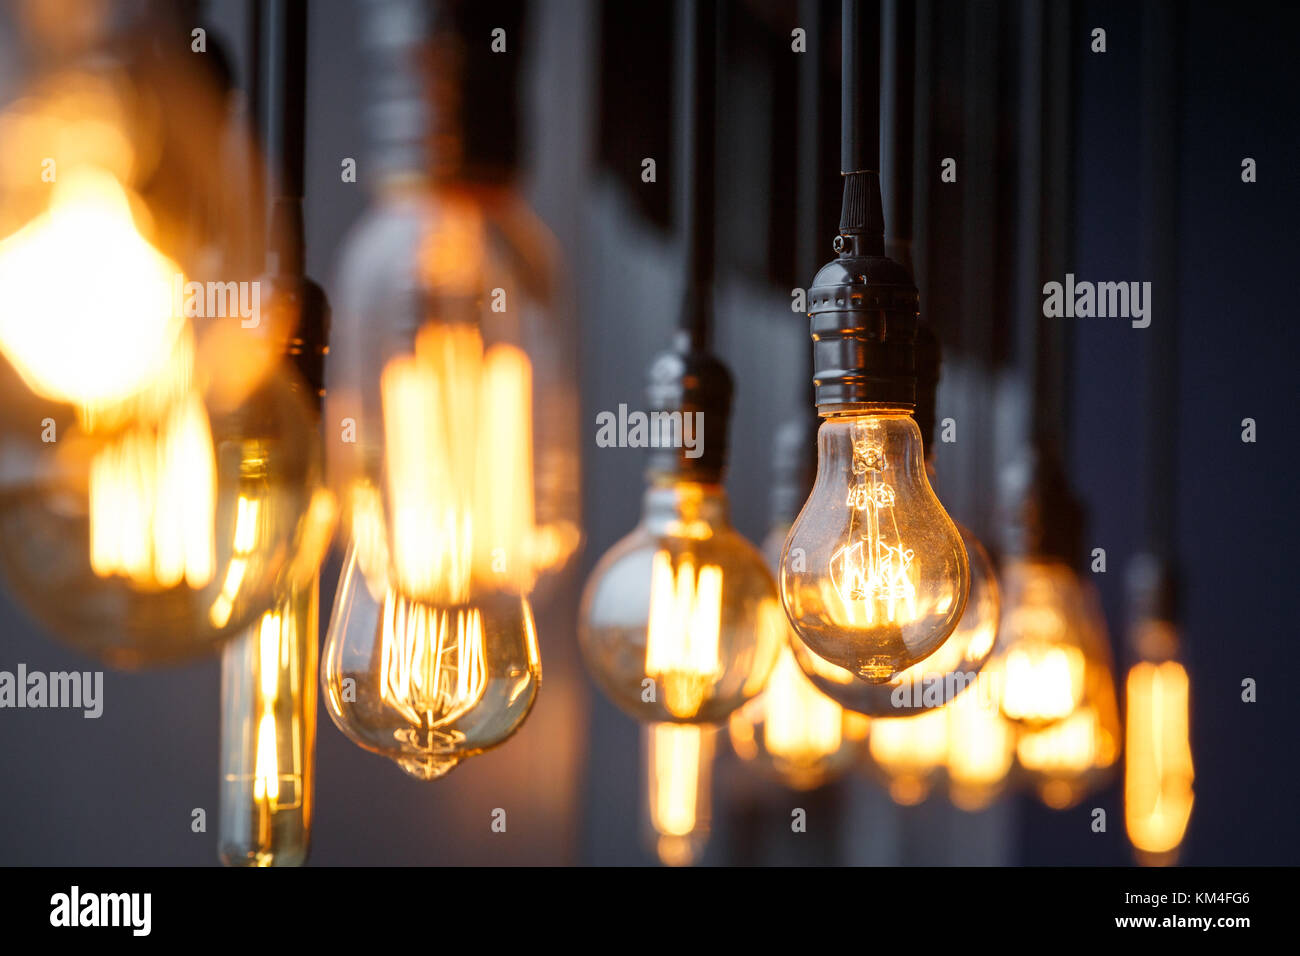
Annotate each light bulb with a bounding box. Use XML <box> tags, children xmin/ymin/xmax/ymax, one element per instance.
<box><xmin>579</xmin><ymin>481</ymin><xmax>783</xmax><ymax>723</ymax></box>
<box><xmin>219</xmin><ymin>574</ymin><xmax>318</xmax><ymax>867</ymax></box>
<box><xmin>727</xmin><ymin>524</ymin><xmax>869</xmax><ymax>790</ymax></box>
<box><xmin>781</xmin><ymin>410</ymin><xmax>969</xmax><ymax>684</ymax></box>
<box><xmin>866</xmin><ymin>707</ymin><xmax>949</xmax><ymax>806</ymax></box>
<box><xmin>643</xmin><ymin>722</ymin><xmax>715</xmax><ymax>867</ymax></box>
<box><xmin>944</xmin><ymin>681</ymin><xmax>1016</xmax><ymax>812</ymax></box>
<box><xmin>789</xmin><ymin>521</ymin><xmax>996</xmax><ymax>716</ymax></box>
<box><xmin>1124</xmin><ymin>622</ymin><xmax>1194</xmax><ymax>865</ymax></box>
<box><xmin>327</xmin><ymin>33</ymin><xmax>582</xmax><ymax>610</ymax></box>
<box><xmin>0</xmin><ymin>17</ymin><xmax>318</xmax><ymax>664</ymax></box>
<box><xmin>996</xmin><ymin>559</ymin><xmax>1121</xmax><ymax>808</ymax></box>
<box><xmin>321</xmin><ymin>544</ymin><xmax>541</xmax><ymax>780</ymax></box>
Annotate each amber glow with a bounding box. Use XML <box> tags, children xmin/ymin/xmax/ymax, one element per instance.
<box><xmin>868</xmin><ymin>709</ymin><xmax>948</xmax><ymax>805</ymax></box>
<box><xmin>647</xmin><ymin>722</ymin><xmax>714</xmax><ymax>866</ymax></box>
<box><xmin>375</xmin><ymin>323</ymin><xmax>553</xmax><ymax>602</ymax></box>
<box><xmin>1017</xmin><ymin>705</ymin><xmax>1120</xmax><ymax>809</ymax></box>
<box><xmin>0</xmin><ymin>169</ymin><xmax>184</xmax><ymax>408</ymax></box>
<box><xmin>945</xmin><ymin>689</ymin><xmax>1015</xmax><ymax>810</ymax></box>
<box><xmin>644</xmin><ymin>551</ymin><xmax>723</xmax><ymax>719</ymax></box>
<box><xmin>1125</xmin><ymin>659</ymin><xmax>1194</xmax><ymax>860</ymax></box>
<box><xmin>1001</xmin><ymin>643</ymin><xmax>1085</xmax><ymax>724</ymax></box>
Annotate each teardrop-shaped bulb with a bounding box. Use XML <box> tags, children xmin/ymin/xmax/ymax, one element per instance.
<box><xmin>781</xmin><ymin>411</ymin><xmax>969</xmax><ymax>684</ymax></box>
<box><xmin>321</xmin><ymin>545</ymin><xmax>541</xmax><ymax>780</ymax></box>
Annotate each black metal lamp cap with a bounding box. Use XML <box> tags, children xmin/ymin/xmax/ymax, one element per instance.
<box><xmin>997</xmin><ymin>442</ymin><xmax>1085</xmax><ymax>565</ymax></box>
<box><xmin>808</xmin><ymin>171</ymin><xmax>919</xmax><ymax>409</ymax></box>
<box><xmin>644</xmin><ymin>333</ymin><xmax>733</xmax><ymax>483</ymax></box>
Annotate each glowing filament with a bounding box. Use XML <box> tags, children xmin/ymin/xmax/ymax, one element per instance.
<box><xmin>1125</xmin><ymin>661</ymin><xmax>1194</xmax><ymax>858</ymax></box>
<box><xmin>868</xmin><ymin>709</ymin><xmax>948</xmax><ymax>805</ymax></box>
<box><xmin>762</xmin><ymin>646</ymin><xmax>844</xmax><ymax>763</ymax></box>
<box><xmin>644</xmin><ymin>551</ymin><xmax>724</xmax><ymax>718</ymax></box>
<box><xmin>1000</xmin><ymin>644</ymin><xmax>1085</xmax><ymax>723</ymax></box>
<box><xmin>647</xmin><ymin>722</ymin><xmax>714</xmax><ymax>866</ymax></box>
<box><xmin>89</xmin><ymin>390</ymin><xmax>216</xmax><ymax>590</ymax></box>
<box><xmin>830</xmin><ymin>422</ymin><xmax>916</xmax><ymax>624</ymax></box>
<box><xmin>378</xmin><ymin>594</ymin><xmax>489</xmax><ymax>752</ymax></box>
<box><xmin>378</xmin><ymin>324</ymin><xmax>537</xmax><ymax>602</ymax></box>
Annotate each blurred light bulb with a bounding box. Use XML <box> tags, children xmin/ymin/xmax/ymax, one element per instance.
<box><xmin>579</xmin><ymin>481</ymin><xmax>782</xmax><ymax>723</ymax></box>
<box><xmin>781</xmin><ymin>411</ymin><xmax>969</xmax><ymax>684</ymax></box>
<box><xmin>788</xmin><ymin>522</ymin><xmax>998</xmax><ymax>716</ymax></box>
<box><xmin>329</xmin><ymin>188</ymin><xmax>582</xmax><ymax>609</ymax></box>
<box><xmin>643</xmin><ymin>722</ymin><xmax>715</xmax><ymax>867</ymax></box>
<box><xmin>866</xmin><ymin>707</ymin><xmax>949</xmax><ymax>806</ymax></box>
<box><xmin>219</xmin><ymin>575</ymin><xmax>318</xmax><ymax>867</ymax></box>
<box><xmin>991</xmin><ymin>559</ymin><xmax>1120</xmax><ymax>808</ymax></box>
<box><xmin>944</xmin><ymin>681</ymin><xmax>1016</xmax><ymax>812</ymax></box>
<box><xmin>321</xmin><ymin>544</ymin><xmax>541</xmax><ymax>779</ymax></box>
<box><xmin>0</xmin><ymin>16</ymin><xmax>317</xmax><ymax>665</ymax></box>
<box><xmin>728</xmin><ymin>523</ymin><xmax>869</xmax><ymax>789</ymax></box>
<box><xmin>1124</xmin><ymin>627</ymin><xmax>1194</xmax><ymax>864</ymax></box>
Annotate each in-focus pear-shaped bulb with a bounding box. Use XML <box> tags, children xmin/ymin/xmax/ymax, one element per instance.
<box><xmin>579</xmin><ymin>480</ymin><xmax>782</xmax><ymax>724</ymax></box>
<box><xmin>643</xmin><ymin>722</ymin><xmax>715</xmax><ymax>867</ymax></box>
<box><xmin>219</xmin><ymin>575</ymin><xmax>318</xmax><ymax>867</ymax></box>
<box><xmin>789</xmin><ymin>522</ymin><xmax>997</xmax><ymax>716</ymax></box>
<box><xmin>322</xmin><ymin>545</ymin><xmax>541</xmax><ymax>780</ymax></box>
<box><xmin>781</xmin><ymin>410</ymin><xmax>969</xmax><ymax>684</ymax></box>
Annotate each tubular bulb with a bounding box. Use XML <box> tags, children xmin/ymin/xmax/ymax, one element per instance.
<box><xmin>643</xmin><ymin>722</ymin><xmax>715</xmax><ymax>867</ymax></box>
<box><xmin>219</xmin><ymin>575</ymin><xmax>318</xmax><ymax>867</ymax></box>
<box><xmin>781</xmin><ymin>410</ymin><xmax>969</xmax><ymax>684</ymax></box>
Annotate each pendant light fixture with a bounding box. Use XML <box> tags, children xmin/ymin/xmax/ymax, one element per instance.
<box><xmin>579</xmin><ymin>0</ymin><xmax>781</xmax><ymax>728</ymax></box>
<box><xmin>321</xmin><ymin>0</ymin><xmax>576</xmax><ymax>779</ymax></box>
<box><xmin>1124</xmin><ymin>0</ymin><xmax>1194</xmax><ymax>865</ymax></box>
<box><xmin>0</xmin><ymin>0</ymin><xmax>321</xmax><ymax>665</ymax></box>
<box><xmin>219</xmin><ymin>0</ymin><xmax>334</xmax><ymax>867</ymax></box>
<box><xmin>780</xmin><ymin>0</ymin><xmax>969</xmax><ymax>686</ymax></box>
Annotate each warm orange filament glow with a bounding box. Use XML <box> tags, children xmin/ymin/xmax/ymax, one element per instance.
<box><xmin>645</xmin><ymin>551</ymin><xmax>723</xmax><ymax>718</ymax></box>
<box><xmin>377</xmin><ymin>324</ymin><xmax>538</xmax><ymax>601</ymax></box>
<box><xmin>868</xmin><ymin>709</ymin><xmax>948</xmax><ymax>805</ymax></box>
<box><xmin>760</xmin><ymin>645</ymin><xmax>844</xmax><ymax>764</ymax></box>
<box><xmin>647</xmin><ymin>722</ymin><xmax>713</xmax><ymax>866</ymax></box>
<box><xmin>1125</xmin><ymin>660</ymin><xmax>1194</xmax><ymax>859</ymax></box>
<box><xmin>1001</xmin><ymin>644</ymin><xmax>1085</xmax><ymax>723</ymax></box>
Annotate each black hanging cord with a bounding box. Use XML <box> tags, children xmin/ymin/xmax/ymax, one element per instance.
<box><xmin>677</xmin><ymin>0</ymin><xmax>717</xmax><ymax>352</ymax></box>
<box><xmin>840</xmin><ymin>0</ymin><xmax>880</xmax><ymax>175</ymax></box>
<box><xmin>261</xmin><ymin>0</ymin><xmax>308</xmax><ymax>278</ymax></box>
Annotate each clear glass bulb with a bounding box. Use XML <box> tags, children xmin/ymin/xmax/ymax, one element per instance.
<box><xmin>781</xmin><ymin>410</ymin><xmax>969</xmax><ymax>684</ymax></box>
<box><xmin>642</xmin><ymin>722</ymin><xmax>716</xmax><ymax>867</ymax></box>
<box><xmin>789</xmin><ymin>522</ymin><xmax>998</xmax><ymax>716</ymax></box>
<box><xmin>1124</xmin><ymin>621</ymin><xmax>1194</xmax><ymax>864</ymax></box>
<box><xmin>579</xmin><ymin>481</ymin><xmax>783</xmax><ymax>724</ymax></box>
<box><xmin>727</xmin><ymin>524</ymin><xmax>869</xmax><ymax>790</ymax></box>
<box><xmin>219</xmin><ymin>575</ymin><xmax>318</xmax><ymax>867</ymax></box>
<box><xmin>327</xmin><ymin>180</ymin><xmax>581</xmax><ymax>610</ymax></box>
<box><xmin>321</xmin><ymin>544</ymin><xmax>541</xmax><ymax>780</ymax></box>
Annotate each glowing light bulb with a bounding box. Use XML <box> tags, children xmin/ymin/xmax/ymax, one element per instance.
<box><xmin>643</xmin><ymin>722</ymin><xmax>715</xmax><ymax>867</ymax></box>
<box><xmin>0</xmin><ymin>31</ymin><xmax>317</xmax><ymax>664</ymax></box>
<box><xmin>788</xmin><ymin>522</ymin><xmax>998</xmax><ymax>716</ymax></box>
<box><xmin>1124</xmin><ymin>631</ymin><xmax>1194</xmax><ymax>864</ymax></box>
<box><xmin>781</xmin><ymin>411</ymin><xmax>969</xmax><ymax>684</ymax></box>
<box><xmin>579</xmin><ymin>481</ymin><xmax>783</xmax><ymax>723</ymax></box>
<box><xmin>219</xmin><ymin>575</ymin><xmax>318</xmax><ymax>867</ymax></box>
<box><xmin>866</xmin><ymin>707</ymin><xmax>949</xmax><ymax>806</ymax></box>
<box><xmin>944</xmin><ymin>682</ymin><xmax>1016</xmax><ymax>812</ymax></box>
<box><xmin>329</xmin><ymin>188</ymin><xmax>582</xmax><ymax>610</ymax></box>
<box><xmin>728</xmin><ymin>524</ymin><xmax>869</xmax><ymax>789</ymax></box>
<box><xmin>321</xmin><ymin>544</ymin><xmax>541</xmax><ymax>779</ymax></box>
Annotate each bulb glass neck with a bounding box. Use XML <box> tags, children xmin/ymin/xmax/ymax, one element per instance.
<box><xmin>642</xmin><ymin>480</ymin><xmax>730</xmax><ymax>534</ymax></box>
